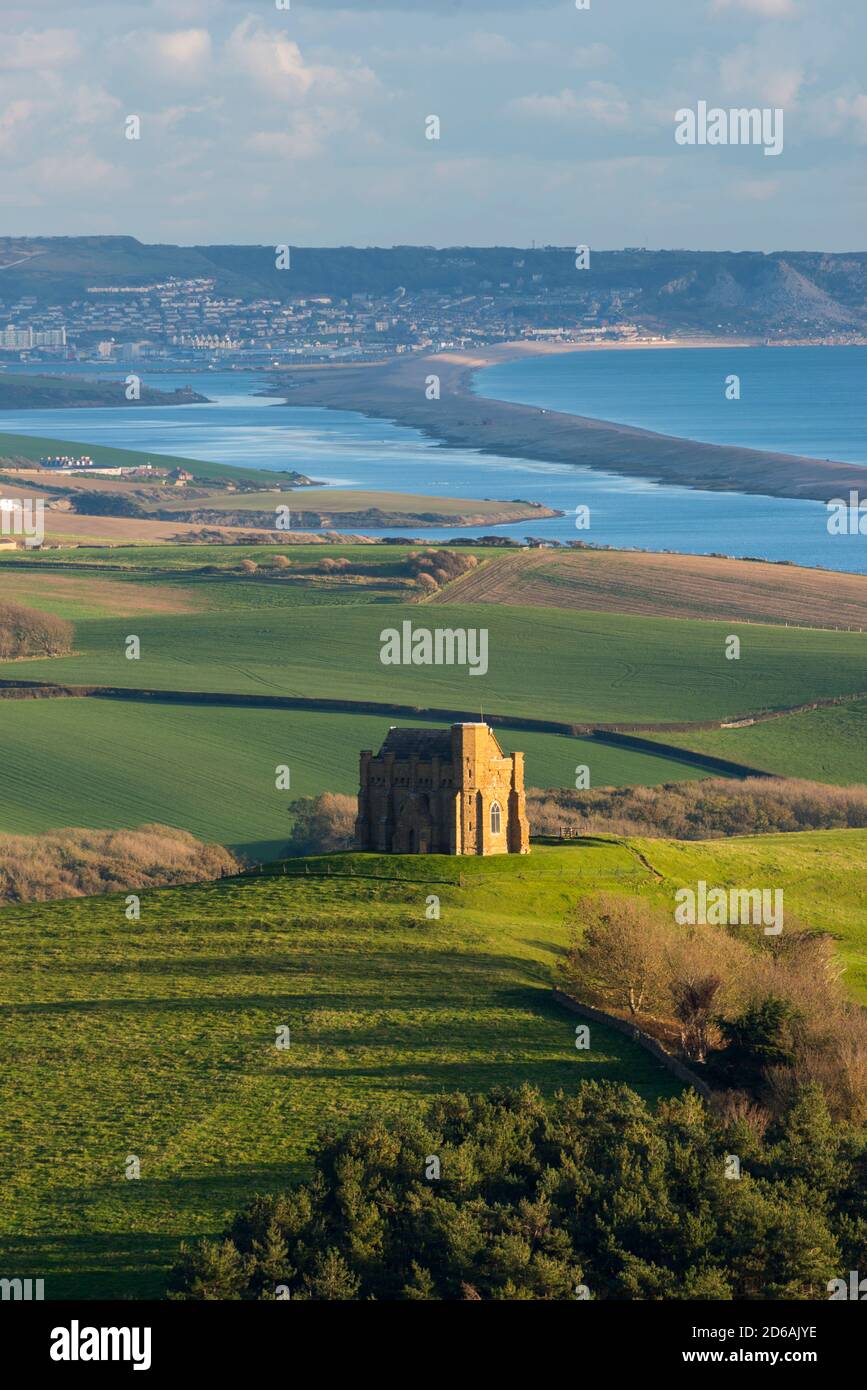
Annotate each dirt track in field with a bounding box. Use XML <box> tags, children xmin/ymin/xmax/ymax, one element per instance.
<box><xmin>427</xmin><ymin>548</ymin><xmax>867</xmax><ymax>630</ymax></box>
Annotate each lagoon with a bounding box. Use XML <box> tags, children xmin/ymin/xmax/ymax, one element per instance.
<box><xmin>0</xmin><ymin>352</ymin><xmax>864</xmax><ymax>572</ymax></box>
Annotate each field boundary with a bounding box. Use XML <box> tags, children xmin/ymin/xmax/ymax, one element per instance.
<box><xmin>0</xmin><ymin>677</ymin><xmax>863</xmax><ymax>770</ymax></box>
<box><xmin>552</xmin><ymin>988</ymin><xmax>712</xmax><ymax>1097</ymax></box>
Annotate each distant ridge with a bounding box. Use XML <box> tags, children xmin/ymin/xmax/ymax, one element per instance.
<box><xmin>1</xmin><ymin>237</ymin><xmax>867</xmax><ymax>337</ymax></box>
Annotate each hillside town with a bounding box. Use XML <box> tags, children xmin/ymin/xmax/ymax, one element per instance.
<box><xmin>0</xmin><ymin>274</ymin><xmax>652</xmax><ymax>369</ymax></box>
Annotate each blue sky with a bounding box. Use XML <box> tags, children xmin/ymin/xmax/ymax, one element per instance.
<box><xmin>1</xmin><ymin>0</ymin><xmax>865</xmax><ymax>249</ymax></box>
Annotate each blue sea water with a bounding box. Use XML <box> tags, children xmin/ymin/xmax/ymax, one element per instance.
<box><xmin>477</xmin><ymin>346</ymin><xmax>867</xmax><ymax>466</ymax></box>
<box><xmin>0</xmin><ymin>350</ymin><xmax>864</xmax><ymax>573</ymax></box>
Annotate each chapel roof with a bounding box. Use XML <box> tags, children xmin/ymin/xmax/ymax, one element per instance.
<box><xmin>377</xmin><ymin>726</ymin><xmax>454</xmax><ymax>760</ymax></box>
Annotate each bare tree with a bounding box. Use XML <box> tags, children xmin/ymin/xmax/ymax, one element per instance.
<box><xmin>671</xmin><ymin>975</ymin><xmax>724</xmax><ymax>1063</ymax></box>
<box><xmin>559</xmin><ymin>893</ymin><xmax>670</xmax><ymax>1018</ymax></box>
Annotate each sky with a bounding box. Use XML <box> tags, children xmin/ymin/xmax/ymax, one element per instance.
<box><xmin>1</xmin><ymin>0</ymin><xmax>866</xmax><ymax>250</ymax></box>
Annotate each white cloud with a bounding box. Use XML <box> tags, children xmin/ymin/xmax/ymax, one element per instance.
<box><xmin>0</xmin><ymin>99</ymin><xmax>38</xmax><ymax>152</ymax></box>
<box><xmin>154</xmin><ymin>28</ymin><xmax>213</xmax><ymax>75</ymax></box>
<box><xmin>511</xmin><ymin>83</ymin><xmax>630</xmax><ymax>130</ymax></box>
<box><xmin>224</xmin><ymin>19</ymin><xmax>317</xmax><ymax>100</ymax></box>
<box><xmin>827</xmin><ymin>93</ymin><xmax>867</xmax><ymax>144</ymax></box>
<box><xmin>107</xmin><ymin>28</ymin><xmax>213</xmax><ymax>83</ymax></box>
<box><xmin>719</xmin><ymin>45</ymin><xmax>803</xmax><ymax>106</ymax></box>
<box><xmin>732</xmin><ymin>176</ymin><xmax>782</xmax><ymax>200</ymax></box>
<box><xmin>32</xmin><ymin>151</ymin><xmax>123</xmax><ymax>195</ymax></box>
<box><xmin>570</xmin><ymin>44</ymin><xmax>614</xmax><ymax>71</ymax></box>
<box><xmin>69</xmin><ymin>84</ymin><xmax>123</xmax><ymax>128</ymax></box>
<box><xmin>464</xmin><ymin>32</ymin><xmax>519</xmax><ymax>62</ymax></box>
<box><xmin>711</xmin><ymin>0</ymin><xmax>796</xmax><ymax>14</ymax></box>
<box><xmin>224</xmin><ymin>18</ymin><xmax>378</xmax><ymax>108</ymax></box>
<box><xmin>0</xmin><ymin>28</ymin><xmax>79</xmax><ymax>69</ymax></box>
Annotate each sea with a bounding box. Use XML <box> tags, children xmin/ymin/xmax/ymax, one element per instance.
<box><xmin>0</xmin><ymin>346</ymin><xmax>865</xmax><ymax>573</ymax></box>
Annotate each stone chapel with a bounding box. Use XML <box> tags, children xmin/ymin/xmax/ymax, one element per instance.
<box><xmin>355</xmin><ymin>722</ymin><xmax>530</xmax><ymax>855</ymax></box>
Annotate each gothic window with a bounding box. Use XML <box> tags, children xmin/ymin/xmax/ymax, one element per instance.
<box><xmin>490</xmin><ymin>801</ymin><xmax>502</xmax><ymax>835</ymax></box>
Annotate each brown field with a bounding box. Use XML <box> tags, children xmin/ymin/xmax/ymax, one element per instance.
<box><xmin>0</xmin><ymin>570</ymin><xmax>201</xmax><ymax>617</ymax></box>
<box><xmin>8</xmin><ymin>509</ymin><xmax>265</xmax><ymax>545</ymax></box>
<box><xmin>427</xmin><ymin>547</ymin><xmax>867</xmax><ymax>628</ymax></box>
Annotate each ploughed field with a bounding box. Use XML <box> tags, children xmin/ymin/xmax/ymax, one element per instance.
<box><xmin>2</xmin><ymin>834</ymin><xmax>865</xmax><ymax>1300</ymax></box>
<box><xmin>429</xmin><ymin>547</ymin><xmax>867</xmax><ymax>630</ymax></box>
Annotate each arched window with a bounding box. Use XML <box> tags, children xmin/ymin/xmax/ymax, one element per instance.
<box><xmin>490</xmin><ymin>801</ymin><xmax>502</xmax><ymax>835</ymax></box>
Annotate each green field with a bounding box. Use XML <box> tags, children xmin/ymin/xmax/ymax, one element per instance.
<box><xmin>0</xmin><ymin>555</ymin><xmax>421</xmax><ymax>612</ymax></box>
<box><xmin>0</xmin><ymin>700</ymin><xmax>717</xmax><ymax>859</ymax></box>
<box><xmin>0</xmin><ymin>541</ymin><xmax>482</xmax><ymax>571</ymax></box>
<box><xmin>2</xmin><ymin>603</ymin><xmax>865</xmax><ymax>727</ymax></box>
<box><xmin>647</xmin><ymin>699</ymin><xmax>867</xmax><ymax>786</ymax></box>
<box><xmin>0</xmin><ymin>429</ymin><xmax>296</xmax><ymax>488</ymax></box>
<box><xmin>637</xmin><ymin>830</ymin><xmax>867</xmax><ymax>998</ymax></box>
<box><xmin>1</xmin><ymin>833</ymin><xmax>864</xmax><ymax>1300</ymax></box>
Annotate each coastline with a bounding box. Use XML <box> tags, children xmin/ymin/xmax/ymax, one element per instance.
<box><xmin>269</xmin><ymin>339</ymin><xmax>867</xmax><ymax>504</ymax></box>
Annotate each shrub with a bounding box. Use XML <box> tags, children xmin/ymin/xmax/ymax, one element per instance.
<box><xmin>0</xmin><ymin>600</ymin><xmax>74</xmax><ymax>659</ymax></box>
<box><xmin>559</xmin><ymin>892</ymin><xmax>671</xmax><ymax>1016</ymax></box>
<box><xmin>527</xmin><ymin>777</ymin><xmax>867</xmax><ymax>840</ymax></box>
<box><xmin>285</xmin><ymin>792</ymin><xmax>357</xmax><ymax>854</ymax></box>
<box><xmin>557</xmin><ymin>888</ymin><xmax>867</xmax><ymax>1121</ymax></box>
<box><xmin>0</xmin><ymin>824</ymin><xmax>239</xmax><ymax>904</ymax></box>
<box><xmin>405</xmin><ymin>549</ymin><xmax>477</xmax><ymax>587</ymax></box>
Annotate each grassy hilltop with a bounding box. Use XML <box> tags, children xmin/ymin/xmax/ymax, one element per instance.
<box><xmin>2</xmin><ymin>833</ymin><xmax>865</xmax><ymax>1300</ymax></box>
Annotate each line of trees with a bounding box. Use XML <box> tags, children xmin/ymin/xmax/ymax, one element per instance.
<box><xmin>528</xmin><ymin>778</ymin><xmax>867</xmax><ymax>839</ymax></box>
<box><xmin>281</xmin><ymin>777</ymin><xmax>867</xmax><ymax>859</ymax></box>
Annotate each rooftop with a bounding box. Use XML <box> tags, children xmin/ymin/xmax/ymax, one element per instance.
<box><xmin>377</xmin><ymin>727</ymin><xmax>454</xmax><ymax>760</ymax></box>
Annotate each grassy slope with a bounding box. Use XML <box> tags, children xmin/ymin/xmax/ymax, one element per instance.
<box><xmin>0</xmin><ymin>701</ymin><xmax>716</xmax><ymax>860</ymax></box>
<box><xmin>639</xmin><ymin>830</ymin><xmax>867</xmax><ymax>997</ymax></box>
<box><xmin>646</xmin><ymin>700</ymin><xmax>867</xmax><ymax>786</ymax></box>
<box><xmin>0</xmin><ymin>844</ymin><xmax>678</xmax><ymax>1299</ymax></box>
<box><xmin>2</xmin><ymin>832</ymin><xmax>863</xmax><ymax>1300</ymax></box>
<box><xmin>0</xmin><ymin>563</ymin><xmax>416</xmax><ymax>613</ymax></box>
<box><xmin>0</xmin><ymin>377</ymin><xmax>204</xmax><ymax>409</ymax></box>
<box><xmin>144</xmin><ymin>489</ymin><xmax>549</xmax><ymax>521</ymax></box>
<box><xmin>0</xmin><ymin>430</ymin><xmax>295</xmax><ymax>488</ymax></box>
<box><xmin>1</xmin><ymin>603</ymin><xmax>864</xmax><ymax>726</ymax></box>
